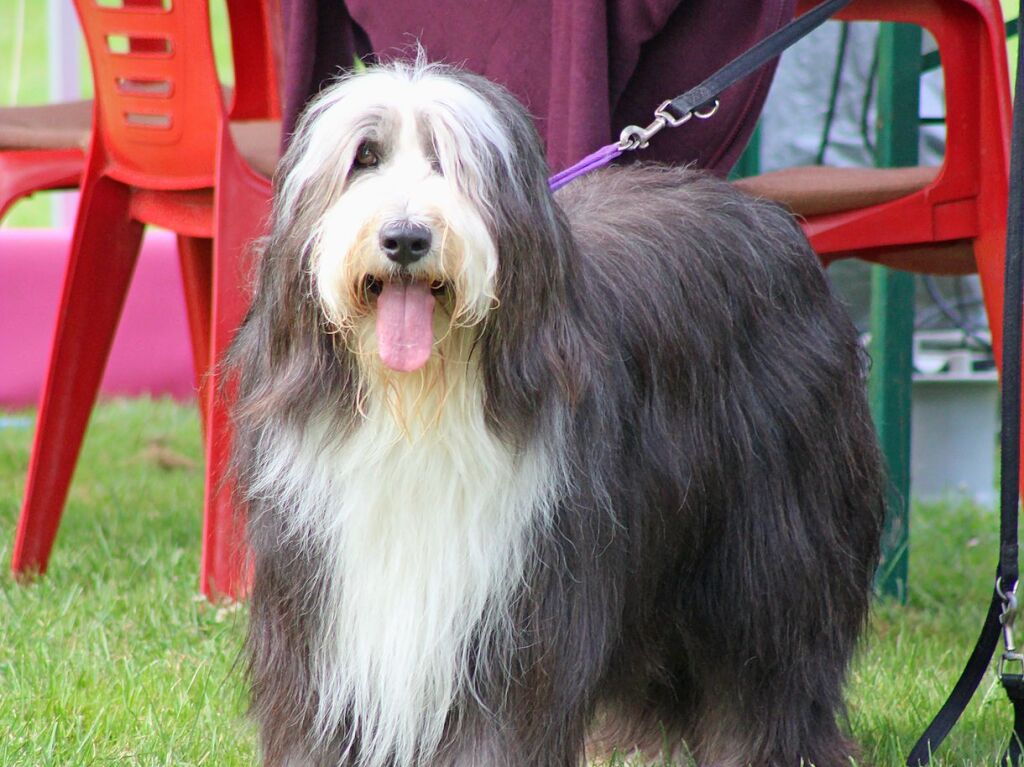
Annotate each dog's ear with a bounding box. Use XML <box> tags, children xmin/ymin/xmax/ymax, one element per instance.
<box><xmin>443</xmin><ymin>70</ymin><xmax>597</xmax><ymax>441</ymax></box>
<box><xmin>227</xmin><ymin>146</ymin><xmax>360</xmax><ymax>435</ymax></box>
<box><xmin>474</xmin><ymin>160</ymin><xmax>593</xmax><ymax>442</ymax></box>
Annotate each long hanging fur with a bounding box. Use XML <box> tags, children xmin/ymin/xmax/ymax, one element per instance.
<box><xmin>227</xmin><ymin>60</ymin><xmax>885</xmax><ymax>767</ymax></box>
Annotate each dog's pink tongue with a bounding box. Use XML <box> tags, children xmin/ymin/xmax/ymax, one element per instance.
<box><xmin>376</xmin><ymin>282</ymin><xmax>436</xmax><ymax>372</ymax></box>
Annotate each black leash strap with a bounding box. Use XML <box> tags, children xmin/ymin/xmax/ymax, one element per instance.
<box><xmin>906</xmin><ymin>594</ymin><xmax>1003</xmax><ymax>765</ymax></box>
<box><xmin>906</xmin><ymin>4</ymin><xmax>1024</xmax><ymax>764</ymax></box>
<box><xmin>662</xmin><ymin>0</ymin><xmax>854</xmax><ymax>121</ymax></box>
<box><xmin>617</xmin><ymin>0</ymin><xmax>854</xmax><ymax>151</ymax></box>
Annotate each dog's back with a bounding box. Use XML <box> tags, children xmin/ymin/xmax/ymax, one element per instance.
<box><xmin>556</xmin><ymin>164</ymin><xmax>857</xmax><ymax>382</ymax></box>
<box><xmin>555</xmin><ymin>164</ymin><xmax>886</xmax><ymax>766</ymax></box>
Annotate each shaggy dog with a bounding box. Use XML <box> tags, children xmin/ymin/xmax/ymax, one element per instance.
<box><xmin>227</xmin><ymin>60</ymin><xmax>885</xmax><ymax>767</ymax></box>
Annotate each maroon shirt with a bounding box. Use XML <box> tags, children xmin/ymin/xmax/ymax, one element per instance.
<box><xmin>280</xmin><ymin>0</ymin><xmax>795</xmax><ymax>175</ymax></box>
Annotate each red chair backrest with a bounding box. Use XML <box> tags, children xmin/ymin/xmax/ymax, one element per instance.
<box><xmin>74</xmin><ymin>0</ymin><xmax>281</xmax><ymax>191</ymax></box>
<box><xmin>795</xmin><ymin>0</ymin><xmax>1011</xmax><ymax>256</ymax></box>
<box><xmin>74</xmin><ymin>0</ymin><xmax>225</xmax><ymax>189</ymax></box>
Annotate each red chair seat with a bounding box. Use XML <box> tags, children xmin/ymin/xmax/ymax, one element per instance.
<box><xmin>734</xmin><ymin>165</ymin><xmax>939</xmax><ymax>218</ymax></box>
<box><xmin>0</xmin><ymin>101</ymin><xmax>92</xmax><ymax>151</ymax></box>
<box><xmin>0</xmin><ymin>102</ymin><xmax>91</xmax><ymax>220</ymax></box>
<box><xmin>734</xmin><ymin>164</ymin><xmax>976</xmax><ymax>274</ymax></box>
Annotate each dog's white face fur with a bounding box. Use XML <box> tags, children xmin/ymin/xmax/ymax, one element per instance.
<box><xmin>257</xmin><ymin>63</ymin><xmax>560</xmax><ymax>767</ymax></box>
<box><xmin>281</xmin><ymin>63</ymin><xmax>518</xmax><ymax>381</ymax></box>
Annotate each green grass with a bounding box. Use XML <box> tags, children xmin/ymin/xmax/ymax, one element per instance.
<box><xmin>0</xmin><ymin>400</ymin><xmax>254</xmax><ymax>766</ymax></box>
<box><xmin>0</xmin><ymin>397</ymin><xmax>1015</xmax><ymax>765</ymax></box>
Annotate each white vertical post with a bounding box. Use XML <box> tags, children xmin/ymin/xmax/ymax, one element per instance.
<box><xmin>47</xmin><ymin>0</ymin><xmax>81</xmax><ymax>227</ymax></box>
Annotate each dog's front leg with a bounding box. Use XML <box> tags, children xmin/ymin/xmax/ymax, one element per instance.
<box><xmin>439</xmin><ymin>540</ymin><xmax>621</xmax><ymax>767</ymax></box>
<box><xmin>439</xmin><ymin>705</ymin><xmax>590</xmax><ymax>767</ymax></box>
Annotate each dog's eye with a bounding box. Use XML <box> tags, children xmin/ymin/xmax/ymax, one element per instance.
<box><xmin>427</xmin><ymin>141</ymin><xmax>443</xmax><ymax>175</ymax></box>
<box><xmin>354</xmin><ymin>142</ymin><xmax>379</xmax><ymax>169</ymax></box>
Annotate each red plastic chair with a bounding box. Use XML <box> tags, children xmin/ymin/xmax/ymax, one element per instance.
<box><xmin>737</xmin><ymin>0</ymin><xmax>1011</xmax><ymax>354</ymax></box>
<box><xmin>10</xmin><ymin>0</ymin><xmax>282</xmax><ymax>601</ymax></box>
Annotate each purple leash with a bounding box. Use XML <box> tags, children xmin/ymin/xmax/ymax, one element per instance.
<box><xmin>546</xmin><ymin>99</ymin><xmax>720</xmax><ymax>191</ymax></box>
<box><xmin>548</xmin><ymin>143</ymin><xmax>623</xmax><ymax>191</ymax></box>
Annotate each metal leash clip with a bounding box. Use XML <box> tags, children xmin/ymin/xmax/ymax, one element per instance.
<box><xmin>998</xmin><ymin>577</ymin><xmax>1024</xmax><ymax>677</ymax></box>
<box><xmin>618</xmin><ymin>98</ymin><xmax>721</xmax><ymax>151</ymax></box>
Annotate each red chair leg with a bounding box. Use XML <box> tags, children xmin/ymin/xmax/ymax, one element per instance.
<box><xmin>11</xmin><ymin>174</ymin><xmax>143</xmax><ymax>577</ymax></box>
<box><xmin>177</xmin><ymin>234</ymin><xmax>213</xmax><ymax>434</ymax></box>
<box><xmin>975</xmin><ymin>229</ymin><xmax>1008</xmax><ymax>362</ymax></box>
<box><xmin>200</xmin><ymin>139</ymin><xmax>270</xmax><ymax>601</ymax></box>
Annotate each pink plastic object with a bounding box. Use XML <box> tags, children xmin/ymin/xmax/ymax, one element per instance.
<box><xmin>11</xmin><ymin>0</ymin><xmax>282</xmax><ymax>601</ymax></box>
<box><xmin>0</xmin><ymin>228</ymin><xmax>193</xmax><ymax>405</ymax></box>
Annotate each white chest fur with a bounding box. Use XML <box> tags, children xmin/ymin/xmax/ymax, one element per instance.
<box><xmin>251</xmin><ymin>363</ymin><xmax>555</xmax><ymax>767</ymax></box>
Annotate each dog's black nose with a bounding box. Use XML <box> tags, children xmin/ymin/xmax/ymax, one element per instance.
<box><xmin>380</xmin><ymin>222</ymin><xmax>432</xmax><ymax>266</ymax></box>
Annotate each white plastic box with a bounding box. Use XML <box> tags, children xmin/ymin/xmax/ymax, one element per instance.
<box><xmin>910</xmin><ymin>331</ymin><xmax>999</xmax><ymax>507</ymax></box>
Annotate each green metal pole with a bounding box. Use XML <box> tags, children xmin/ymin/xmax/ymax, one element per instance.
<box><xmin>869</xmin><ymin>22</ymin><xmax>921</xmax><ymax>601</ymax></box>
<box><xmin>729</xmin><ymin>123</ymin><xmax>762</xmax><ymax>180</ymax></box>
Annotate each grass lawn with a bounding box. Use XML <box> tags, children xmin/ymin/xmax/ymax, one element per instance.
<box><xmin>0</xmin><ymin>400</ymin><xmax>253</xmax><ymax>766</ymax></box>
<box><xmin>0</xmin><ymin>397</ymin><xmax>1014</xmax><ymax>766</ymax></box>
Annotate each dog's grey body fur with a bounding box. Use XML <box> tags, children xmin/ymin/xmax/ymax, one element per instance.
<box><xmin>228</xmin><ymin>63</ymin><xmax>885</xmax><ymax>767</ymax></box>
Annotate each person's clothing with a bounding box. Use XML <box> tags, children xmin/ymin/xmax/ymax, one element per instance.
<box><xmin>279</xmin><ymin>0</ymin><xmax>796</xmax><ymax>175</ymax></box>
